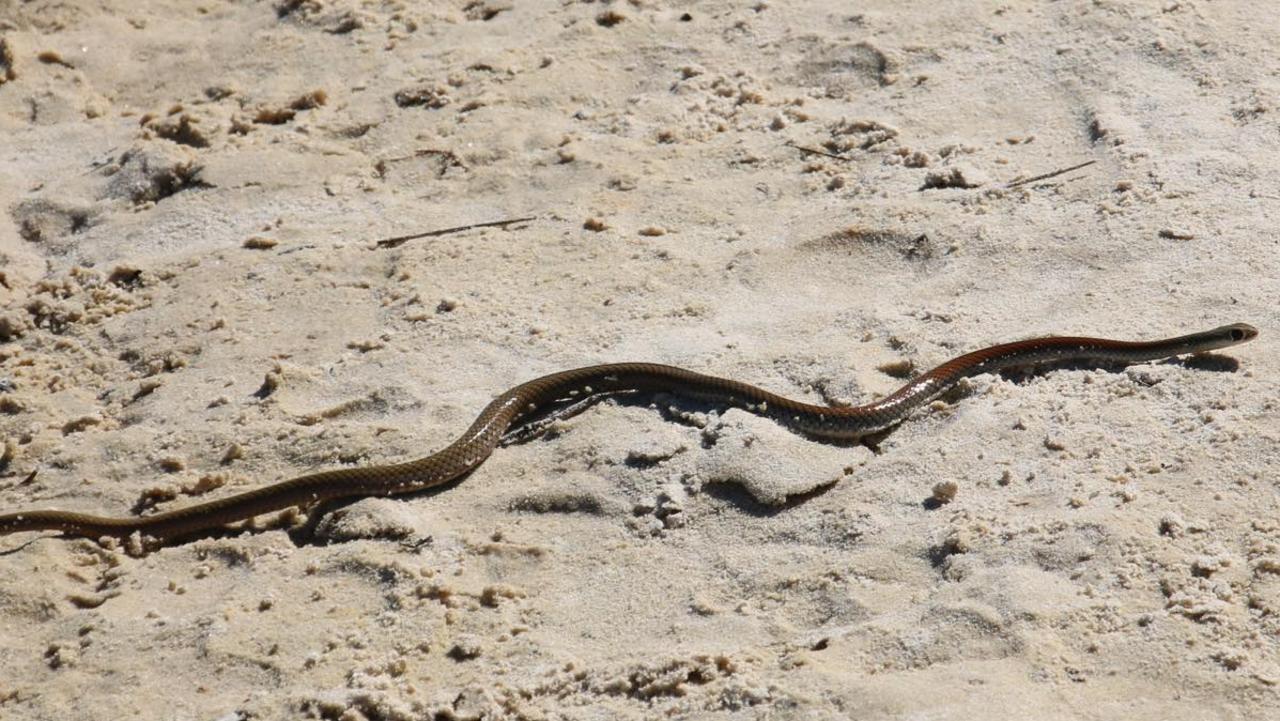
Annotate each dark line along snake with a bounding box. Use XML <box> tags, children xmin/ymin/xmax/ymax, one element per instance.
<box><xmin>0</xmin><ymin>323</ymin><xmax>1257</xmax><ymax>543</ymax></box>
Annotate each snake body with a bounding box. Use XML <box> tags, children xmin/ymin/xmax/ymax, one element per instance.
<box><xmin>0</xmin><ymin>323</ymin><xmax>1257</xmax><ymax>542</ymax></box>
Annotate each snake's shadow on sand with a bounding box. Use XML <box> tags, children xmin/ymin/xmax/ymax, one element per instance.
<box><xmin>4</xmin><ymin>352</ymin><xmax>1242</xmax><ymax>553</ymax></box>
<box><xmin>996</xmin><ymin>352</ymin><xmax>1241</xmax><ymax>380</ymax></box>
<box><xmin>186</xmin><ymin>351</ymin><xmax>1257</xmax><ymax>547</ymax></box>
<box><xmin>285</xmin><ymin>480</ymin><xmax>469</xmax><ymax>548</ymax></box>
<box><xmin>602</xmin><ymin>352</ymin><xmax>1244</xmax><ymax>520</ymax></box>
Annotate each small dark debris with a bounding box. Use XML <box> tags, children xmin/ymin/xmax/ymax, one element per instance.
<box><xmin>394</xmin><ymin>85</ymin><xmax>451</xmax><ymax>109</ymax></box>
<box><xmin>920</xmin><ymin>166</ymin><xmax>984</xmax><ymax>190</ymax></box>
<box><xmin>204</xmin><ymin>85</ymin><xmax>236</xmax><ymax>101</ymax></box>
<box><xmin>290</xmin><ymin>90</ymin><xmax>327</xmax><ymax>111</ymax></box>
<box><xmin>596</xmin><ymin>10</ymin><xmax>625</xmax><ymax>27</ymax></box>
<box><xmin>36</xmin><ymin>50</ymin><xmax>74</xmax><ymax>69</ymax></box>
<box><xmin>463</xmin><ymin>1</ymin><xmax>511</xmax><ymax>21</ymax></box>
<box><xmin>326</xmin><ymin>13</ymin><xmax>362</xmax><ymax>33</ymax></box>
<box><xmin>108</xmin><ymin>266</ymin><xmax>143</xmax><ymax>289</ymax></box>
<box><xmin>902</xmin><ymin>234</ymin><xmax>931</xmax><ymax>260</ymax></box>
<box><xmin>253</xmin><ymin>371</ymin><xmax>280</xmax><ymax>399</ymax></box>
<box><xmin>275</xmin><ymin>0</ymin><xmax>317</xmax><ymax>18</ymax></box>
<box><xmin>0</xmin><ymin>395</ymin><xmax>28</xmax><ymax>413</ymax></box>
<box><xmin>447</xmin><ymin>639</ymin><xmax>482</xmax><ymax>661</ymax></box>
<box><xmin>1087</xmin><ymin>118</ymin><xmax>1107</xmax><ymax>143</ymax></box>
<box><xmin>399</xmin><ymin>536</ymin><xmax>433</xmax><ymax>553</ymax></box>
<box><xmin>254</xmin><ymin>107</ymin><xmax>295</xmax><ymax>124</ymax></box>
<box><xmin>0</xmin><ymin>37</ymin><xmax>16</xmax><ymax>83</ymax></box>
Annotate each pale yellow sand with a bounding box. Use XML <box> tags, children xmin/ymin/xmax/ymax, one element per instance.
<box><xmin>1</xmin><ymin>2</ymin><xmax>1277</xmax><ymax>719</ymax></box>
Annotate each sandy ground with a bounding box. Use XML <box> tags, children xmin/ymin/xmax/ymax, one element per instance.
<box><xmin>1</xmin><ymin>1</ymin><xmax>1278</xmax><ymax>719</ymax></box>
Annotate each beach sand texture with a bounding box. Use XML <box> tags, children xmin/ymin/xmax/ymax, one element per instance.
<box><xmin>1</xmin><ymin>1</ymin><xmax>1277</xmax><ymax>719</ymax></box>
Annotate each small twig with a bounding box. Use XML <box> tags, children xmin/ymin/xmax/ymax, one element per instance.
<box><xmin>1005</xmin><ymin>159</ymin><xmax>1097</xmax><ymax>188</ymax></box>
<box><xmin>374</xmin><ymin>216</ymin><xmax>537</xmax><ymax>249</ymax></box>
<box><xmin>399</xmin><ymin>536</ymin><xmax>434</xmax><ymax>553</ymax></box>
<box><xmin>788</xmin><ymin>143</ymin><xmax>853</xmax><ymax>162</ymax></box>
<box><xmin>81</xmin><ymin>146</ymin><xmax>120</xmax><ymax>176</ymax></box>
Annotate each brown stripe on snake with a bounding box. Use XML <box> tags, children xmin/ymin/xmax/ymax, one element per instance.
<box><xmin>0</xmin><ymin>323</ymin><xmax>1257</xmax><ymax>543</ymax></box>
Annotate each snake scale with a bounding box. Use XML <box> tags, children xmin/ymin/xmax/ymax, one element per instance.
<box><xmin>0</xmin><ymin>323</ymin><xmax>1257</xmax><ymax>543</ymax></box>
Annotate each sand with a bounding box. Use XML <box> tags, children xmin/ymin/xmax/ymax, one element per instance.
<box><xmin>1</xmin><ymin>1</ymin><xmax>1277</xmax><ymax>719</ymax></box>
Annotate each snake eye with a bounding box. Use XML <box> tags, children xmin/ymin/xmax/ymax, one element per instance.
<box><xmin>1231</xmin><ymin>328</ymin><xmax>1246</xmax><ymax>341</ymax></box>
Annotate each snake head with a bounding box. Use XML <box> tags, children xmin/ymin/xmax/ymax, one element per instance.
<box><xmin>1222</xmin><ymin>323</ymin><xmax>1259</xmax><ymax>344</ymax></box>
<box><xmin>1199</xmin><ymin>323</ymin><xmax>1258</xmax><ymax>351</ymax></box>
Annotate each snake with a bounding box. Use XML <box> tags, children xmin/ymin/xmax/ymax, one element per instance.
<box><xmin>0</xmin><ymin>323</ymin><xmax>1257</xmax><ymax>542</ymax></box>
